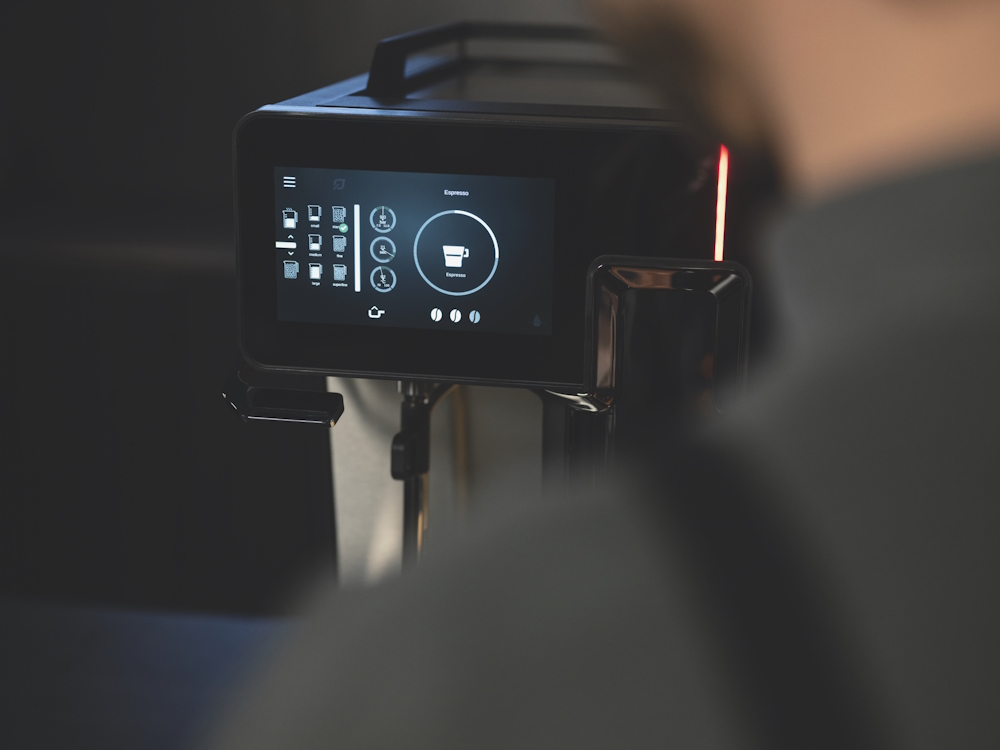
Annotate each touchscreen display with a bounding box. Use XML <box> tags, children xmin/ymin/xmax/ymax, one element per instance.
<box><xmin>274</xmin><ymin>167</ymin><xmax>555</xmax><ymax>336</ymax></box>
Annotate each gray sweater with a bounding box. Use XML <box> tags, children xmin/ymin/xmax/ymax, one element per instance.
<box><xmin>205</xmin><ymin>152</ymin><xmax>1000</xmax><ymax>750</ymax></box>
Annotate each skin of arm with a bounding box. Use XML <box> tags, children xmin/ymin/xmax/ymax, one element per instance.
<box><xmin>587</xmin><ymin>0</ymin><xmax>1000</xmax><ymax>200</ymax></box>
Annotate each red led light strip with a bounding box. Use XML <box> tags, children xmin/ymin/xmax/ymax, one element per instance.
<box><xmin>714</xmin><ymin>145</ymin><xmax>729</xmax><ymax>262</ymax></box>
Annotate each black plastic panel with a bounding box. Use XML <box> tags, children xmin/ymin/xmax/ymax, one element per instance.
<box><xmin>235</xmin><ymin>111</ymin><xmax>717</xmax><ymax>387</ymax></box>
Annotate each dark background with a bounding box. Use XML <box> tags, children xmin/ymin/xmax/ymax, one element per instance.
<box><xmin>0</xmin><ymin>0</ymin><xmax>587</xmax><ymax>615</ymax></box>
<box><xmin>0</xmin><ymin>0</ymin><xmax>783</xmax><ymax>616</ymax></box>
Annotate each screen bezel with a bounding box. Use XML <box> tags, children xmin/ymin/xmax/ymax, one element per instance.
<box><xmin>235</xmin><ymin>111</ymin><xmax>701</xmax><ymax>388</ymax></box>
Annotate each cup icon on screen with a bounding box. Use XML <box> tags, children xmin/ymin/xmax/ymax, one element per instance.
<box><xmin>283</xmin><ymin>260</ymin><xmax>299</xmax><ymax>279</ymax></box>
<box><xmin>282</xmin><ymin>209</ymin><xmax>298</xmax><ymax>229</ymax></box>
<box><xmin>332</xmin><ymin>264</ymin><xmax>347</xmax><ymax>281</ymax></box>
<box><xmin>443</xmin><ymin>245</ymin><xmax>469</xmax><ymax>268</ymax></box>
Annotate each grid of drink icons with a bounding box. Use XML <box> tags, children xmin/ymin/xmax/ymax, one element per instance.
<box><xmin>301</xmin><ymin>205</ymin><xmax>349</xmax><ymax>225</ymax></box>
<box><xmin>281</xmin><ymin>260</ymin><xmax>349</xmax><ymax>282</ymax></box>
<box><xmin>280</xmin><ymin>203</ymin><xmax>352</xmax><ymax>284</ymax></box>
<box><xmin>280</xmin><ymin>205</ymin><xmax>349</xmax><ymax>230</ymax></box>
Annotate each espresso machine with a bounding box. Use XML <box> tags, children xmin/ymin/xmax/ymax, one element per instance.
<box><xmin>225</xmin><ymin>22</ymin><xmax>752</xmax><ymax>571</ymax></box>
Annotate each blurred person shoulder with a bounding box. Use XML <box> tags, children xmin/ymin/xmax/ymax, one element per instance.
<box><xmin>200</xmin><ymin>475</ymin><xmax>762</xmax><ymax>750</ymax></box>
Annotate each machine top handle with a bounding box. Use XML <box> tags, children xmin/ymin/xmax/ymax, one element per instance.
<box><xmin>365</xmin><ymin>21</ymin><xmax>600</xmax><ymax>97</ymax></box>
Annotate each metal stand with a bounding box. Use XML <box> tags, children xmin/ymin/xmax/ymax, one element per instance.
<box><xmin>391</xmin><ymin>381</ymin><xmax>454</xmax><ymax>565</ymax></box>
<box><xmin>227</xmin><ymin>257</ymin><xmax>751</xmax><ymax>571</ymax></box>
<box><xmin>539</xmin><ymin>391</ymin><xmax>613</xmax><ymax>495</ymax></box>
<box><xmin>540</xmin><ymin>256</ymin><xmax>752</xmax><ymax>491</ymax></box>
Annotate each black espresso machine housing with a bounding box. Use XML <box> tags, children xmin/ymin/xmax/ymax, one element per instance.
<box><xmin>233</xmin><ymin>22</ymin><xmax>749</xmax><ymax>396</ymax></box>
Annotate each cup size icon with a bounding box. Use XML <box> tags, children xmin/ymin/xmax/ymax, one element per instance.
<box><xmin>283</xmin><ymin>260</ymin><xmax>299</xmax><ymax>279</ymax></box>
<box><xmin>442</xmin><ymin>245</ymin><xmax>469</xmax><ymax>268</ymax></box>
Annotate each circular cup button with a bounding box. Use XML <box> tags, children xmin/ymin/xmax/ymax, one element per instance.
<box><xmin>370</xmin><ymin>206</ymin><xmax>396</xmax><ymax>233</ymax></box>
<box><xmin>370</xmin><ymin>236</ymin><xmax>396</xmax><ymax>263</ymax></box>
<box><xmin>370</xmin><ymin>266</ymin><xmax>396</xmax><ymax>292</ymax></box>
<box><xmin>413</xmin><ymin>210</ymin><xmax>498</xmax><ymax>297</ymax></box>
